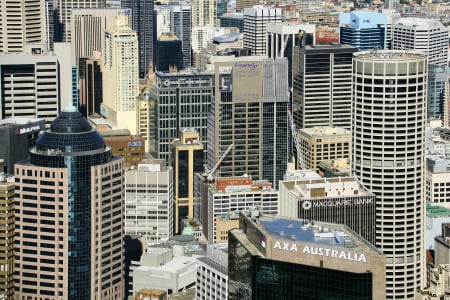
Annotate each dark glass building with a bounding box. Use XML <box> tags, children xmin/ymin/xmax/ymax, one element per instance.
<box><xmin>155</xmin><ymin>33</ymin><xmax>183</xmax><ymax>72</ymax></box>
<box><xmin>122</xmin><ymin>0</ymin><xmax>154</xmax><ymax>77</ymax></box>
<box><xmin>228</xmin><ymin>213</ymin><xmax>386</xmax><ymax>299</ymax></box>
<box><xmin>14</xmin><ymin>107</ymin><xmax>124</xmax><ymax>298</ymax></box>
<box><xmin>78</xmin><ymin>56</ymin><xmax>103</xmax><ymax>117</ymax></box>
<box><xmin>0</xmin><ymin>118</ymin><xmax>44</xmax><ymax>174</ymax></box>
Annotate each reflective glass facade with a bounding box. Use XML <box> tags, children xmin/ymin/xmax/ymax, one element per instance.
<box><xmin>15</xmin><ymin>109</ymin><xmax>124</xmax><ymax>299</ymax></box>
<box><xmin>228</xmin><ymin>233</ymin><xmax>373</xmax><ymax>300</ymax></box>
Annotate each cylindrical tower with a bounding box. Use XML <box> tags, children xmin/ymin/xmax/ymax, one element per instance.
<box><xmin>352</xmin><ymin>50</ymin><xmax>427</xmax><ymax>299</ymax></box>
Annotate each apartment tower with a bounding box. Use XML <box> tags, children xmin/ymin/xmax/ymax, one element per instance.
<box><xmin>101</xmin><ymin>14</ymin><xmax>139</xmax><ymax>134</ymax></box>
<box><xmin>14</xmin><ymin>107</ymin><xmax>124</xmax><ymax>299</ymax></box>
<box><xmin>352</xmin><ymin>50</ymin><xmax>427</xmax><ymax>299</ymax></box>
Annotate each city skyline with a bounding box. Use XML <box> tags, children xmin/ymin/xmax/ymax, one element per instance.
<box><xmin>0</xmin><ymin>1</ymin><xmax>449</xmax><ymax>299</ymax></box>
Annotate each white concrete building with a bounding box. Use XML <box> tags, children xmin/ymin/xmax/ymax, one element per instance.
<box><xmin>101</xmin><ymin>14</ymin><xmax>139</xmax><ymax>134</ymax></box>
<box><xmin>243</xmin><ymin>6</ymin><xmax>282</xmax><ymax>56</ymax></box>
<box><xmin>125</xmin><ymin>160</ymin><xmax>173</xmax><ymax>246</ymax></box>
<box><xmin>207</xmin><ymin>177</ymin><xmax>278</xmax><ymax>243</ymax></box>
<box><xmin>392</xmin><ymin>18</ymin><xmax>448</xmax><ymax>67</ymax></box>
<box><xmin>352</xmin><ymin>50</ymin><xmax>427</xmax><ymax>299</ymax></box>
<box><xmin>131</xmin><ymin>246</ymin><xmax>201</xmax><ymax>295</ymax></box>
<box><xmin>0</xmin><ymin>44</ymin><xmax>73</xmax><ymax>126</ymax></box>
<box><xmin>197</xmin><ymin>244</ymin><xmax>228</xmax><ymax>300</ymax></box>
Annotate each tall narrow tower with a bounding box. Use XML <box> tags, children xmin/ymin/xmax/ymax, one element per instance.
<box><xmin>122</xmin><ymin>0</ymin><xmax>154</xmax><ymax>77</ymax></box>
<box><xmin>102</xmin><ymin>14</ymin><xmax>139</xmax><ymax>134</ymax></box>
<box><xmin>352</xmin><ymin>50</ymin><xmax>427</xmax><ymax>299</ymax></box>
<box><xmin>14</xmin><ymin>107</ymin><xmax>124</xmax><ymax>299</ymax></box>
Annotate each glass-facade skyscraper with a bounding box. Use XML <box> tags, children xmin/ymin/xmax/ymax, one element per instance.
<box><xmin>122</xmin><ymin>0</ymin><xmax>154</xmax><ymax>77</ymax></box>
<box><xmin>14</xmin><ymin>107</ymin><xmax>124</xmax><ymax>299</ymax></box>
<box><xmin>339</xmin><ymin>11</ymin><xmax>387</xmax><ymax>51</ymax></box>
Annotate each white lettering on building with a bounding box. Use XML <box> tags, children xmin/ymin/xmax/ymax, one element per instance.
<box><xmin>273</xmin><ymin>242</ymin><xmax>367</xmax><ymax>263</ymax></box>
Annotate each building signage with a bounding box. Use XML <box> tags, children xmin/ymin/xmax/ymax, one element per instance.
<box><xmin>301</xmin><ymin>198</ymin><xmax>373</xmax><ymax>210</ymax></box>
<box><xmin>273</xmin><ymin>241</ymin><xmax>367</xmax><ymax>263</ymax></box>
<box><xmin>234</xmin><ymin>63</ymin><xmax>258</xmax><ymax>70</ymax></box>
<box><xmin>163</xmin><ymin>78</ymin><xmax>210</xmax><ymax>87</ymax></box>
<box><xmin>128</xmin><ymin>141</ymin><xmax>142</xmax><ymax>147</ymax></box>
<box><xmin>15</xmin><ymin>125</ymin><xmax>41</xmax><ymax>135</ymax></box>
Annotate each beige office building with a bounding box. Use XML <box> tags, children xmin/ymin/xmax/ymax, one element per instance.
<box><xmin>172</xmin><ymin>129</ymin><xmax>204</xmax><ymax>233</ymax></box>
<box><xmin>298</xmin><ymin>126</ymin><xmax>350</xmax><ymax>172</ymax></box>
<box><xmin>14</xmin><ymin>108</ymin><xmax>124</xmax><ymax>299</ymax></box>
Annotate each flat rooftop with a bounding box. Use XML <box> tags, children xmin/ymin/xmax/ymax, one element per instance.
<box><xmin>257</xmin><ymin>215</ymin><xmax>382</xmax><ymax>254</ymax></box>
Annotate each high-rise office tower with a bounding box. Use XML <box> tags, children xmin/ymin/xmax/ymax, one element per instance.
<box><xmin>125</xmin><ymin>159</ymin><xmax>174</xmax><ymax>245</ymax></box>
<box><xmin>339</xmin><ymin>11</ymin><xmax>387</xmax><ymax>51</ymax></box>
<box><xmin>228</xmin><ymin>213</ymin><xmax>386</xmax><ymax>299</ymax></box>
<box><xmin>392</xmin><ymin>18</ymin><xmax>448</xmax><ymax>67</ymax></box>
<box><xmin>207</xmin><ymin>57</ymin><xmax>289</xmax><ymax>189</ymax></box>
<box><xmin>0</xmin><ymin>0</ymin><xmax>47</xmax><ymax>53</ymax></box>
<box><xmin>71</xmin><ymin>8</ymin><xmax>131</xmax><ymax>65</ymax></box>
<box><xmin>352</xmin><ymin>50</ymin><xmax>427</xmax><ymax>299</ymax></box>
<box><xmin>122</xmin><ymin>0</ymin><xmax>154</xmax><ymax>77</ymax></box>
<box><xmin>292</xmin><ymin>44</ymin><xmax>357</xmax><ymax>129</ymax></box>
<box><xmin>428</xmin><ymin>65</ymin><xmax>450</xmax><ymax>120</ymax></box>
<box><xmin>0</xmin><ymin>45</ymin><xmax>73</xmax><ymax>126</ymax></box>
<box><xmin>172</xmin><ymin>128</ymin><xmax>204</xmax><ymax>233</ymax></box>
<box><xmin>14</xmin><ymin>107</ymin><xmax>124</xmax><ymax>299</ymax></box>
<box><xmin>54</xmin><ymin>0</ymin><xmax>105</xmax><ymax>42</ymax></box>
<box><xmin>145</xmin><ymin>70</ymin><xmax>213</xmax><ymax>163</ymax></box>
<box><xmin>243</xmin><ymin>6</ymin><xmax>282</xmax><ymax>56</ymax></box>
<box><xmin>170</xmin><ymin>3</ymin><xmax>192</xmax><ymax>68</ymax></box>
<box><xmin>78</xmin><ymin>56</ymin><xmax>103</xmax><ymax>117</ymax></box>
<box><xmin>266</xmin><ymin>22</ymin><xmax>316</xmax><ymax>91</ymax></box>
<box><xmin>101</xmin><ymin>14</ymin><xmax>139</xmax><ymax>134</ymax></box>
<box><xmin>0</xmin><ymin>177</ymin><xmax>14</xmax><ymax>300</ymax></box>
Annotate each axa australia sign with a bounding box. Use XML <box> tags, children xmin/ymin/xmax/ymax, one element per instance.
<box><xmin>273</xmin><ymin>241</ymin><xmax>367</xmax><ymax>263</ymax></box>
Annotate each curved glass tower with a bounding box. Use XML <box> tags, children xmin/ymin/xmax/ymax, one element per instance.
<box><xmin>352</xmin><ymin>51</ymin><xmax>426</xmax><ymax>299</ymax></box>
<box><xmin>15</xmin><ymin>107</ymin><xmax>124</xmax><ymax>299</ymax></box>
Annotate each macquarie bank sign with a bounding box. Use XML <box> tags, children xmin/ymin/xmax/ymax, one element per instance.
<box><xmin>273</xmin><ymin>241</ymin><xmax>367</xmax><ymax>263</ymax></box>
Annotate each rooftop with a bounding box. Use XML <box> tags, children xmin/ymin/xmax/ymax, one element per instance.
<box><xmin>256</xmin><ymin>214</ymin><xmax>382</xmax><ymax>254</ymax></box>
<box><xmin>354</xmin><ymin>50</ymin><xmax>426</xmax><ymax>61</ymax></box>
<box><xmin>300</xmin><ymin>126</ymin><xmax>350</xmax><ymax>137</ymax></box>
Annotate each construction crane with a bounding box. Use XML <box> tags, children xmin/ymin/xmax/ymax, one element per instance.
<box><xmin>203</xmin><ymin>143</ymin><xmax>233</xmax><ymax>182</ymax></box>
<box><xmin>287</xmin><ymin>108</ymin><xmax>307</xmax><ymax>170</ymax></box>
